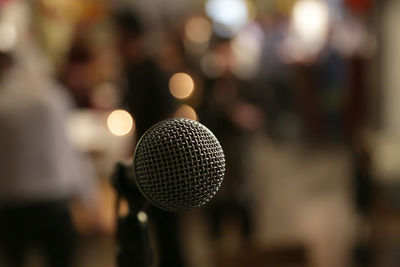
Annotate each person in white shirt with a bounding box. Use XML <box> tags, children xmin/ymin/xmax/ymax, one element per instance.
<box><xmin>0</xmin><ymin>51</ymin><xmax>96</xmax><ymax>267</ymax></box>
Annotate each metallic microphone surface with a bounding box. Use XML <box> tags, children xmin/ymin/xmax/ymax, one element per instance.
<box><xmin>133</xmin><ymin>118</ymin><xmax>225</xmax><ymax>212</ymax></box>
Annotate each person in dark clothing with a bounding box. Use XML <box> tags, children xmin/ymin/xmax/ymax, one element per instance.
<box><xmin>114</xmin><ymin>10</ymin><xmax>175</xmax><ymax>138</ymax></box>
<box><xmin>113</xmin><ymin>10</ymin><xmax>184</xmax><ymax>267</ymax></box>
<box><xmin>123</xmin><ymin>59</ymin><xmax>174</xmax><ymax>138</ymax></box>
<box><xmin>0</xmin><ymin>202</ymin><xmax>74</xmax><ymax>267</ymax></box>
<box><xmin>198</xmin><ymin>40</ymin><xmax>264</xmax><ymax>244</ymax></box>
<box><xmin>351</xmin><ymin>133</ymin><xmax>373</xmax><ymax>267</ymax></box>
<box><xmin>58</xmin><ymin>37</ymin><xmax>97</xmax><ymax>108</ymax></box>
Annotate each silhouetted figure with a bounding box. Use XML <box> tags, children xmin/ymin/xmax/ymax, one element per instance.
<box><xmin>114</xmin><ymin>10</ymin><xmax>184</xmax><ymax>267</ymax></box>
<box><xmin>58</xmin><ymin>37</ymin><xmax>96</xmax><ymax>108</ymax></box>
<box><xmin>199</xmin><ymin>40</ymin><xmax>263</xmax><ymax>244</ymax></box>
<box><xmin>114</xmin><ymin>10</ymin><xmax>175</xmax><ymax>138</ymax></box>
<box><xmin>351</xmin><ymin>135</ymin><xmax>373</xmax><ymax>267</ymax></box>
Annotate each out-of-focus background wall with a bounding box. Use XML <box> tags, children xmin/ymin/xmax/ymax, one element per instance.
<box><xmin>0</xmin><ymin>0</ymin><xmax>399</xmax><ymax>266</ymax></box>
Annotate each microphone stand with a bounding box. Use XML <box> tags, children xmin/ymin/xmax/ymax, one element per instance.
<box><xmin>112</xmin><ymin>162</ymin><xmax>153</xmax><ymax>267</ymax></box>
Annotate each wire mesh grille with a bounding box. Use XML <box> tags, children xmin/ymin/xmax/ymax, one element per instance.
<box><xmin>134</xmin><ymin>118</ymin><xmax>225</xmax><ymax>212</ymax></box>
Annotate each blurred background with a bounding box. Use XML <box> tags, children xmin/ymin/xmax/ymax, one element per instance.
<box><xmin>0</xmin><ymin>0</ymin><xmax>399</xmax><ymax>266</ymax></box>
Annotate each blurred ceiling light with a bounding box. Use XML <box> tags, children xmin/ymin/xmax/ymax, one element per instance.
<box><xmin>291</xmin><ymin>0</ymin><xmax>329</xmax><ymax>55</ymax></box>
<box><xmin>205</xmin><ymin>0</ymin><xmax>249</xmax><ymax>37</ymax></box>
<box><xmin>0</xmin><ymin>23</ymin><xmax>17</xmax><ymax>52</ymax></box>
<box><xmin>174</xmin><ymin>104</ymin><xmax>198</xmax><ymax>121</ymax></box>
<box><xmin>185</xmin><ymin>17</ymin><xmax>212</xmax><ymax>44</ymax></box>
<box><xmin>107</xmin><ymin>109</ymin><xmax>134</xmax><ymax>136</ymax></box>
<box><xmin>169</xmin><ymin>73</ymin><xmax>194</xmax><ymax>99</ymax></box>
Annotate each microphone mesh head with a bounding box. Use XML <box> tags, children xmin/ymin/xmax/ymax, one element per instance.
<box><xmin>134</xmin><ymin>118</ymin><xmax>225</xmax><ymax>212</ymax></box>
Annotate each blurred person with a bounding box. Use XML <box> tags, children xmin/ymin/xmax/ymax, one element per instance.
<box><xmin>113</xmin><ymin>9</ymin><xmax>175</xmax><ymax>138</ymax></box>
<box><xmin>0</xmin><ymin>51</ymin><xmax>97</xmax><ymax>267</ymax></box>
<box><xmin>254</xmin><ymin>12</ymin><xmax>364</xmax><ymax>267</ymax></box>
<box><xmin>350</xmin><ymin>131</ymin><xmax>373</xmax><ymax>267</ymax></box>
<box><xmin>199</xmin><ymin>39</ymin><xmax>264</xmax><ymax>246</ymax></box>
<box><xmin>254</xmin><ymin>14</ymin><xmax>299</xmax><ymax>141</ymax></box>
<box><xmin>113</xmin><ymin>10</ymin><xmax>185</xmax><ymax>267</ymax></box>
<box><xmin>58</xmin><ymin>35</ymin><xmax>97</xmax><ymax>108</ymax></box>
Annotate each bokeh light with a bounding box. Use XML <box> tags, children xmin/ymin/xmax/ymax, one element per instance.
<box><xmin>173</xmin><ymin>104</ymin><xmax>198</xmax><ymax>121</ymax></box>
<box><xmin>185</xmin><ymin>17</ymin><xmax>212</xmax><ymax>44</ymax></box>
<box><xmin>0</xmin><ymin>23</ymin><xmax>17</xmax><ymax>52</ymax></box>
<box><xmin>137</xmin><ymin>211</ymin><xmax>148</xmax><ymax>223</ymax></box>
<box><xmin>107</xmin><ymin>109</ymin><xmax>134</xmax><ymax>136</ymax></box>
<box><xmin>169</xmin><ymin>72</ymin><xmax>195</xmax><ymax>99</ymax></box>
<box><xmin>205</xmin><ymin>0</ymin><xmax>249</xmax><ymax>37</ymax></box>
<box><xmin>184</xmin><ymin>16</ymin><xmax>213</xmax><ymax>54</ymax></box>
<box><xmin>291</xmin><ymin>0</ymin><xmax>329</xmax><ymax>55</ymax></box>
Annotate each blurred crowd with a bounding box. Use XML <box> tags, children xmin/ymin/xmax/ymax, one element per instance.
<box><xmin>0</xmin><ymin>0</ymin><xmax>398</xmax><ymax>267</ymax></box>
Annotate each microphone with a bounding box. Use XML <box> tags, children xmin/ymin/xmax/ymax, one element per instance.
<box><xmin>113</xmin><ymin>118</ymin><xmax>224</xmax><ymax>267</ymax></box>
<box><xmin>132</xmin><ymin>118</ymin><xmax>225</xmax><ymax>212</ymax></box>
